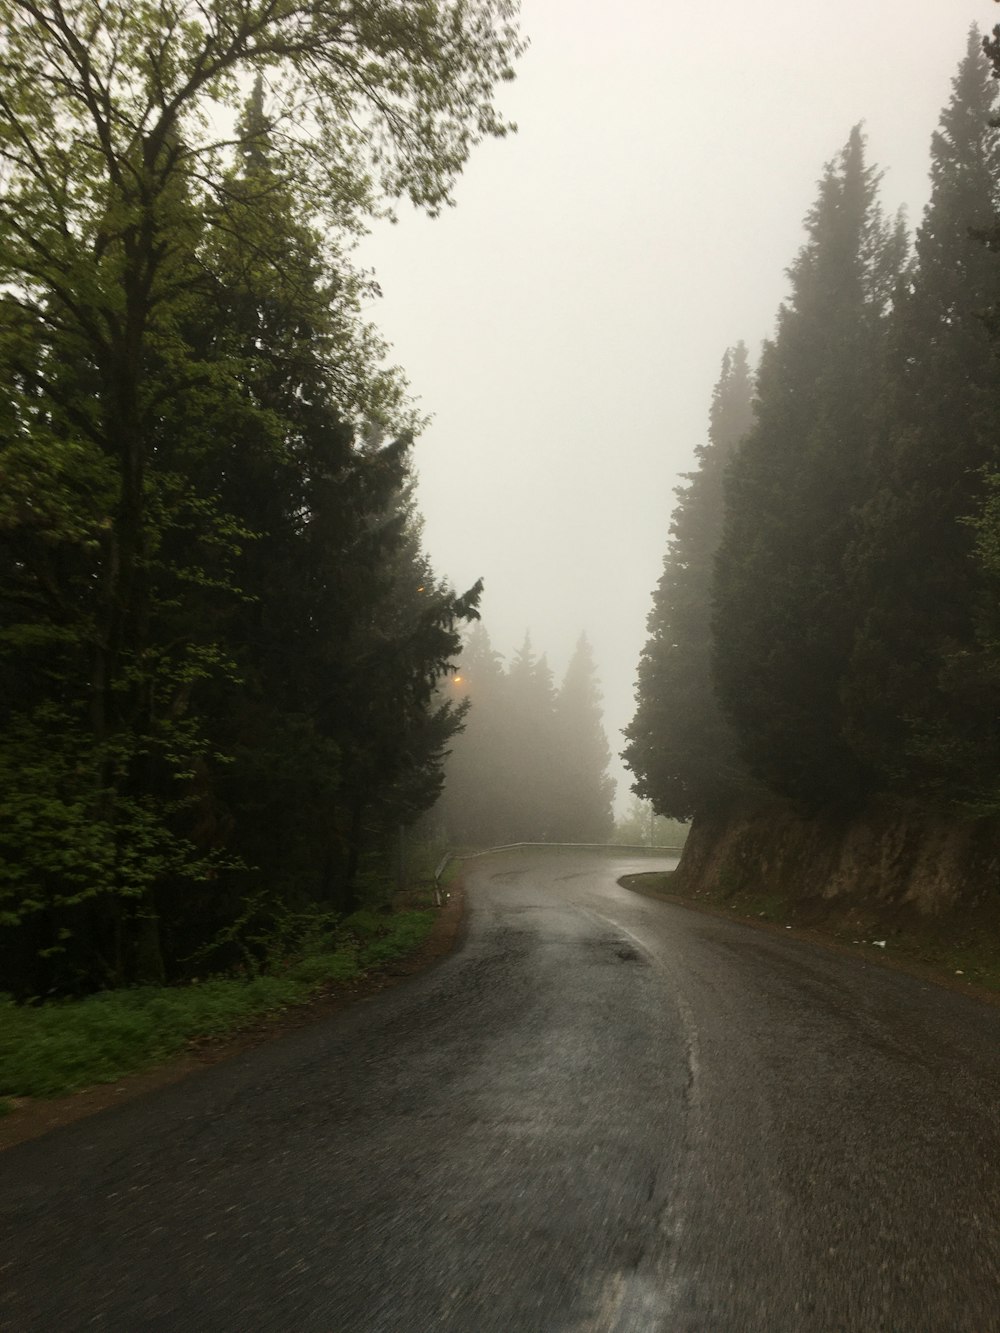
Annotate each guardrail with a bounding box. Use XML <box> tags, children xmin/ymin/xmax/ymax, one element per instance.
<box><xmin>432</xmin><ymin>842</ymin><xmax>684</xmax><ymax>903</ymax></box>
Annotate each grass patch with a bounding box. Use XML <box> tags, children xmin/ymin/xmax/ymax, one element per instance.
<box><xmin>392</xmin><ymin>850</ymin><xmax>467</xmax><ymax>911</ymax></box>
<box><xmin>0</xmin><ymin>909</ymin><xmax>435</xmax><ymax>1100</ymax></box>
<box><xmin>852</xmin><ymin>919</ymin><xmax>1000</xmax><ymax>992</ymax></box>
<box><xmin>625</xmin><ymin>869</ymin><xmax>832</xmax><ymax>931</ymax></box>
<box><xmin>622</xmin><ymin>870</ymin><xmax>675</xmax><ymax>896</ymax></box>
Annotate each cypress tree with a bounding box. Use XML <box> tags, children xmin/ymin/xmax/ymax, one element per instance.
<box><xmin>713</xmin><ymin>128</ymin><xmax>906</xmax><ymax>808</ymax></box>
<box><xmin>623</xmin><ymin>344</ymin><xmax>754</xmax><ymax>819</ymax></box>
<box><xmin>438</xmin><ymin>624</ymin><xmax>510</xmax><ymax>846</ymax></box>
<box><xmin>549</xmin><ymin>634</ymin><xmax>616</xmax><ymax>843</ymax></box>
<box><xmin>843</xmin><ymin>28</ymin><xmax>1000</xmax><ymax>802</ymax></box>
<box><xmin>500</xmin><ymin>636</ymin><xmax>559</xmax><ymax>841</ymax></box>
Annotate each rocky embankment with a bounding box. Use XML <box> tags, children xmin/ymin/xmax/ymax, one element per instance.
<box><xmin>675</xmin><ymin>797</ymin><xmax>1000</xmax><ymax>937</ymax></box>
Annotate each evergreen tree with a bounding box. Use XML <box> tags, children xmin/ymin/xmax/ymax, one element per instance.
<box><xmin>611</xmin><ymin>797</ymin><xmax>688</xmax><ymax>848</ymax></box>
<box><xmin>713</xmin><ymin>128</ymin><xmax>906</xmax><ymax>808</ymax></box>
<box><xmin>499</xmin><ymin>636</ymin><xmax>559</xmax><ymax>841</ymax></box>
<box><xmin>0</xmin><ymin>5</ymin><xmax>517</xmax><ymax>992</ymax></box>
<box><xmin>437</xmin><ymin>624</ymin><xmax>510</xmax><ymax>846</ymax></box>
<box><xmin>623</xmin><ymin>344</ymin><xmax>754</xmax><ymax>819</ymax></box>
<box><xmin>158</xmin><ymin>99</ymin><xmax>482</xmax><ymax>917</ymax></box>
<box><xmin>549</xmin><ymin>634</ymin><xmax>616</xmax><ymax>842</ymax></box>
<box><xmin>327</xmin><ymin>500</ymin><xmax>481</xmax><ymax>905</ymax></box>
<box><xmin>439</xmin><ymin>628</ymin><xmax>616</xmax><ymax>846</ymax></box>
<box><xmin>843</xmin><ymin>28</ymin><xmax>1000</xmax><ymax>803</ymax></box>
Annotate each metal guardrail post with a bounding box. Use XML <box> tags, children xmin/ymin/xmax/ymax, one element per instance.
<box><xmin>432</xmin><ymin>853</ymin><xmax>452</xmax><ymax>907</ymax></box>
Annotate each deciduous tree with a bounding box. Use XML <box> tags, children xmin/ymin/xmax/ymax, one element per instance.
<box><xmin>0</xmin><ymin>3</ymin><xmax>522</xmax><ymax>990</ymax></box>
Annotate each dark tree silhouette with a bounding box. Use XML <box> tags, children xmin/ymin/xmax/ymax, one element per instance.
<box><xmin>623</xmin><ymin>344</ymin><xmax>754</xmax><ymax>819</ymax></box>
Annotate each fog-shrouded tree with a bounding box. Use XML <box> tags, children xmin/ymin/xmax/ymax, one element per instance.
<box><xmin>549</xmin><ymin>633</ymin><xmax>615</xmax><ymax>843</ymax></box>
<box><xmin>436</xmin><ymin>623</ymin><xmax>510</xmax><ymax>846</ymax></box>
<box><xmin>713</xmin><ymin>128</ymin><xmax>907</xmax><ymax>809</ymax></box>
<box><xmin>330</xmin><ymin>503</ymin><xmax>482</xmax><ymax>905</ymax></box>
<box><xmin>874</xmin><ymin>21</ymin><xmax>1000</xmax><ymax>816</ymax></box>
<box><xmin>842</xmin><ymin>28</ymin><xmax>1000</xmax><ymax>804</ymax></box>
<box><xmin>623</xmin><ymin>343</ymin><xmax>754</xmax><ymax>820</ymax></box>
<box><xmin>438</xmin><ymin>628</ymin><xmax>615</xmax><ymax>846</ymax></box>
<box><xmin>496</xmin><ymin>635</ymin><xmax>558</xmax><ymax>842</ymax></box>
<box><xmin>612</xmin><ymin>796</ymin><xmax>688</xmax><ymax>849</ymax></box>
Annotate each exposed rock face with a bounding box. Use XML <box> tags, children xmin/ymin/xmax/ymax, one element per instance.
<box><xmin>675</xmin><ymin>798</ymin><xmax>1000</xmax><ymax>920</ymax></box>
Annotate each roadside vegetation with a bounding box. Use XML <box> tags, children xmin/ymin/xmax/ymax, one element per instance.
<box><xmin>0</xmin><ymin>4</ymin><xmax>524</xmax><ymax>1009</ymax></box>
<box><xmin>0</xmin><ymin>906</ymin><xmax>436</xmax><ymax>1107</ymax></box>
<box><xmin>624</xmin><ymin>27</ymin><xmax>1000</xmax><ymax>929</ymax></box>
<box><xmin>611</xmin><ymin>798</ymin><xmax>688</xmax><ymax>848</ymax></box>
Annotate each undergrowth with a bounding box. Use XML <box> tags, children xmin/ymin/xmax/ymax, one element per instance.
<box><xmin>0</xmin><ymin>909</ymin><xmax>434</xmax><ymax>1100</ymax></box>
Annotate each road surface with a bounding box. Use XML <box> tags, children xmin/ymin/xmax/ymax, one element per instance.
<box><xmin>3</xmin><ymin>847</ymin><xmax>1000</xmax><ymax>1330</ymax></box>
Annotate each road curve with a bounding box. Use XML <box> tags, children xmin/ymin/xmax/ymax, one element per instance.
<box><xmin>3</xmin><ymin>847</ymin><xmax>999</xmax><ymax>1331</ymax></box>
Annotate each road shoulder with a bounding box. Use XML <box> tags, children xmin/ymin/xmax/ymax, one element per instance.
<box><xmin>0</xmin><ymin>880</ymin><xmax>467</xmax><ymax>1153</ymax></box>
<box><xmin>621</xmin><ymin>871</ymin><xmax>1000</xmax><ymax>1007</ymax></box>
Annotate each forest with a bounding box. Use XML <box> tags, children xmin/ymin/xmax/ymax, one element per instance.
<box><xmin>0</xmin><ymin>1</ymin><xmax>524</xmax><ymax>1000</ymax></box>
<box><xmin>8</xmin><ymin>5</ymin><xmax>1000</xmax><ymax>1011</ymax></box>
<box><xmin>625</xmin><ymin>27</ymin><xmax>1000</xmax><ymax>913</ymax></box>
<box><xmin>433</xmin><ymin>626</ymin><xmax>616</xmax><ymax>848</ymax></box>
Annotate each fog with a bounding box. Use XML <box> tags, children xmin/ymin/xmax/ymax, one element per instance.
<box><xmin>360</xmin><ymin>0</ymin><xmax>985</xmax><ymax>809</ymax></box>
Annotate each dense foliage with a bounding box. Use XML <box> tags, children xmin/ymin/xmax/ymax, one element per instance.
<box><xmin>436</xmin><ymin>627</ymin><xmax>616</xmax><ymax>846</ymax></box>
<box><xmin>0</xmin><ymin>2</ymin><xmax>524</xmax><ymax>997</ymax></box>
<box><xmin>627</xmin><ymin>26</ymin><xmax>1000</xmax><ymax>828</ymax></box>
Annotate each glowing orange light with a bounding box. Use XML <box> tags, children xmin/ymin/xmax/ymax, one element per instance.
<box><xmin>453</xmin><ymin>675</ymin><xmax>464</xmax><ymax>684</ymax></box>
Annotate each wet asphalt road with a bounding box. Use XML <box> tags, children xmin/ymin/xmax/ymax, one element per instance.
<box><xmin>3</xmin><ymin>846</ymin><xmax>1000</xmax><ymax>1331</ymax></box>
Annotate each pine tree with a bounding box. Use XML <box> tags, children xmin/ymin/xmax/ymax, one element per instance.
<box><xmin>143</xmin><ymin>89</ymin><xmax>421</xmax><ymax>928</ymax></box>
<box><xmin>439</xmin><ymin>627</ymin><xmax>616</xmax><ymax>846</ymax></box>
<box><xmin>843</xmin><ymin>28</ymin><xmax>1000</xmax><ymax>802</ymax></box>
<box><xmin>328</xmin><ymin>500</ymin><xmax>481</xmax><ymax>904</ymax></box>
<box><xmin>437</xmin><ymin>624</ymin><xmax>510</xmax><ymax>845</ymax></box>
<box><xmin>0</xmin><ymin>47</ymin><xmax>496</xmax><ymax>989</ymax></box>
<box><xmin>499</xmin><ymin>636</ymin><xmax>559</xmax><ymax>841</ymax></box>
<box><xmin>713</xmin><ymin>128</ymin><xmax>906</xmax><ymax>808</ymax></box>
<box><xmin>549</xmin><ymin>634</ymin><xmax>616</xmax><ymax>842</ymax></box>
<box><xmin>623</xmin><ymin>344</ymin><xmax>754</xmax><ymax>819</ymax></box>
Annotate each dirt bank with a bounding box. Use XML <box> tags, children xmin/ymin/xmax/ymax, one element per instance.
<box><xmin>656</xmin><ymin>797</ymin><xmax>1000</xmax><ymax>990</ymax></box>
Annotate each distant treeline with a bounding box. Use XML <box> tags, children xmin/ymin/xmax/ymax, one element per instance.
<box><xmin>0</xmin><ymin>6</ymin><xmax>524</xmax><ymax>997</ymax></box>
<box><xmin>625</xmin><ymin>28</ymin><xmax>1000</xmax><ymax>829</ymax></box>
<box><xmin>435</xmin><ymin>627</ymin><xmax>616</xmax><ymax>847</ymax></box>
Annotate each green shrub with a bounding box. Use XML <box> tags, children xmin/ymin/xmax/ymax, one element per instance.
<box><xmin>0</xmin><ymin>908</ymin><xmax>437</xmax><ymax>1099</ymax></box>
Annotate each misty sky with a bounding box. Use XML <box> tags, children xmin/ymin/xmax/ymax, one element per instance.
<box><xmin>360</xmin><ymin>0</ymin><xmax>989</xmax><ymax>810</ymax></box>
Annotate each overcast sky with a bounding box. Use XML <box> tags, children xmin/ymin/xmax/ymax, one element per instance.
<box><xmin>360</xmin><ymin>0</ymin><xmax>990</xmax><ymax>811</ymax></box>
